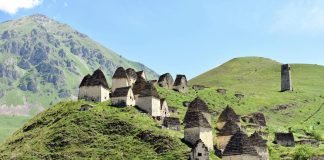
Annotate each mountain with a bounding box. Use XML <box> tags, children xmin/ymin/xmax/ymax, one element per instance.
<box><xmin>0</xmin><ymin>14</ymin><xmax>158</xmax><ymax>143</ymax></box>
<box><xmin>1</xmin><ymin>57</ymin><xmax>323</xmax><ymax>159</ymax></box>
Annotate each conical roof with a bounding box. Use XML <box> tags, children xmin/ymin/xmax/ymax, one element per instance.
<box><xmin>184</xmin><ymin>112</ymin><xmax>211</xmax><ymax>129</ymax></box>
<box><xmin>188</xmin><ymin>97</ymin><xmax>210</xmax><ymax>113</ymax></box>
<box><xmin>223</xmin><ymin>131</ymin><xmax>258</xmax><ymax>156</ymax></box>
<box><xmin>217</xmin><ymin>106</ymin><xmax>240</xmax><ymax>123</ymax></box>
<box><xmin>249</xmin><ymin>132</ymin><xmax>267</xmax><ymax>148</ymax></box>
<box><xmin>217</xmin><ymin>121</ymin><xmax>240</xmax><ymax>136</ymax></box>
<box><xmin>79</xmin><ymin>69</ymin><xmax>109</xmax><ymax>89</ymax></box>
<box><xmin>132</xmin><ymin>77</ymin><xmax>147</xmax><ymax>95</ymax></box>
<box><xmin>139</xmin><ymin>82</ymin><xmax>160</xmax><ymax>98</ymax></box>
<box><xmin>113</xmin><ymin>67</ymin><xmax>128</xmax><ymax>79</ymax></box>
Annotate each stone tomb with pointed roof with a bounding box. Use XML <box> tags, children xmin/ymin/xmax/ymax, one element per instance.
<box><xmin>135</xmin><ymin>82</ymin><xmax>162</xmax><ymax>117</ymax></box>
<box><xmin>173</xmin><ymin>74</ymin><xmax>188</xmax><ymax>93</ymax></box>
<box><xmin>78</xmin><ymin>69</ymin><xmax>110</xmax><ymax>102</ymax></box>
<box><xmin>158</xmin><ymin>73</ymin><xmax>174</xmax><ymax>89</ymax></box>
<box><xmin>222</xmin><ymin>131</ymin><xmax>259</xmax><ymax>160</ymax></box>
<box><xmin>112</xmin><ymin>67</ymin><xmax>130</xmax><ymax>92</ymax></box>
<box><xmin>184</xmin><ymin>97</ymin><xmax>212</xmax><ymax>125</ymax></box>
<box><xmin>249</xmin><ymin>132</ymin><xmax>269</xmax><ymax>160</ymax></box>
<box><xmin>160</xmin><ymin>99</ymin><xmax>170</xmax><ymax>119</ymax></box>
<box><xmin>111</xmin><ymin>86</ymin><xmax>135</xmax><ymax>107</ymax></box>
<box><xmin>183</xmin><ymin>98</ymin><xmax>213</xmax><ymax>151</ymax></box>
<box><xmin>217</xmin><ymin>106</ymin><xmax>240</xmax><ymax>130</ymax></box>
<box><xmin>216</xmin><ymin>121</ymin><xmax>241</xmax><ymax>150</ymax></box>
<box><xmin>189</xmin><ymin>139</ymin><xmax>210</xmax><ymax>160</ymax></box>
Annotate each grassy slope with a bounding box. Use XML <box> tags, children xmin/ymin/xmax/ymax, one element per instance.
<box><xmin>0</xmin><ymin>15</ymin><xmax>159</xmax><ymax>144</ymax></box>
<box><xmin>0</xmin><ymin>101</ymin><xmax>190</xmax><ymax>159</ymax></box>
<box><xmin>188</xmin><ymin>57</ymin><xmax>324</xmax><ymax>158</ymax></box>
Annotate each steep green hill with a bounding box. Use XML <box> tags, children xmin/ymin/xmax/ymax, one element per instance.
<box><xmin>0</xmin><ymin>14</ymin><xmax>158</xmax><ymax>142</ymax></box>
<box><xmin>0</xmin><ymin>101</ymin><xmax>190</xmax><ymax>159</ymax></box>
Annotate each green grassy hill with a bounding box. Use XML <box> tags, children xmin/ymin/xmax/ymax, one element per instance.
<box><xmin>0</xmin><ymin>101</ymin><xmax>190</xmax><ymax>159</ymax></box>
<box><xmin>1</xmin><ymin>56</ymin><xmax>323</xmax><ymax>159</ymax></box>
<box><xmin>0</xmin><ymin>14</ymin><xmax>158</xmax><ymax>143</ymax></box>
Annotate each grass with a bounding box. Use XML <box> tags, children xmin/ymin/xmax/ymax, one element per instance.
<box><xmin>0</xmin><ymin>101</ymin><xmax>190</xmax><ymax>159</ymax></box>
<box><xmin>0</xmin><ymin>115</ymin><xmax>30</xmax><ymax>142</ymax></box>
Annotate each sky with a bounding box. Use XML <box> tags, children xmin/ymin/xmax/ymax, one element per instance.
<box><xmin>0</xmin><ymin>0</ymin><xmax>324</xmax><ymax>79</ymax></box>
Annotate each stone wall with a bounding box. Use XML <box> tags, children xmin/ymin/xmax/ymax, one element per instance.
<box><xmin>78</xmin><ymin>86</ymin><xmax>110</xmax><ymax>102</ymax></box>
<box><xmin>136</xmin><ymin>96</ymin><xmax>161</xmax><ymax>117</ymax></box>
<box><xmin>112</xmin><ymin>78</ymin><xmax>130</xmax><ymax>92</ymax></box>
<box><xmin>111</xmin><ymin>90</ymin><xmax>135</xmax><ymax>107</ymax></box>
<box><xmin>185</xmin><ymin>127</ymin><xmax>213</xmax><ymax>151</ymax></box>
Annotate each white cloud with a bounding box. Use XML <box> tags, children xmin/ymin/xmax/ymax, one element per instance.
<box><xmin>0</xmin><ymin>0</ymin><xmax>42</xmax><ymax>14</ymax></box>
<box><xmin>270</xmin><ymin>0</ymin><xmax>324</xmax><ymax>33</ymax></box>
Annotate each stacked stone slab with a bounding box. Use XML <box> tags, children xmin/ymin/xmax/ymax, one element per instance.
<box><xmin>274</xmin><ymin>132</ymin><xmax>295</xmax><ymax>147</ymax></box>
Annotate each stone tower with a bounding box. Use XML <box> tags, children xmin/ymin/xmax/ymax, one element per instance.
<box><xmin>281</xmin><ymin>64</ymin><xmax>292</xmax><ymax>91</ymax></box>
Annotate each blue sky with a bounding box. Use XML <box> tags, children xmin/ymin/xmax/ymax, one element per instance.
<box><xmin>0</xmin><ymin>0</ymin><xmax>324</xmax><ymax>79</ymax></box>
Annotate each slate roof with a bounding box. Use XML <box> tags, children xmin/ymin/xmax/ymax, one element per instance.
<box><xmin>132</xmin><ymin>77</ymin><xmax>147</xmax><ymax>95</ymax></box>
<box><xmin>163</xmin><ymin>117</ymin><xmax>180</xmax><ymax>126</ymax></box>
<box><xmin>173</xmin><ymin>74</ymin><xmax>187</xmax><ymax>86</ymax></box>
<box><xmin>79</xmin><ymin>69</ymin><xmax>109</xmax><ymax>89</ymax></box>
<box><xmin>126</xmin><ymin>68</ymin><xmax>138</xmax><ymax>80</ymax></box>
<box><xmin>217</xmin><ymin>121</ymin><xmax>240</xmax><ymax>136</ymax></box>
<box><xmin>187</xmin><ymin>97</ymin><xmax>210</xmax><ymax>113</ymax></box>
<box><xmin>138</xmin><ymin>82</ymin><xmax>160</xmax><ymax>98</ymax></box>
<box><xmin>184</xmin><ymin>112</ymin><xmax>212</xmax><ymax>129</ymax></box>
<box><xmin>249</xmin><ymin>132</ymin><xmax>267</xmax><ymax>148</ymax></box>
<box><xmin>217</xmin><ymin>106</ymin><xmax>240</xmax><ymax>123</ymax></box>
<box><xmin>223</xmin><ymin>131</ymin><xmax>258</xmax><ymax>156</ymax></box>
<box><xmin>111</xmin><ymin>86</ymin><xmax>131</xmax><ymax>97</ymax></box>
<box><xmin>113</xmin><ymin>67</ymin><xmax>129</xmax><ymax>79</ymax></box>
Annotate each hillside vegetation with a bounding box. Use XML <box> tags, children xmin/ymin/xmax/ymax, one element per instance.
<box><xmin>0</xmin><ymin>14</ymin><xmax>158</xmax><ymax>142</ymax></box>
<box><xmin>0</xmin><ymin>101</ymin><xmax>190</xmax><ymax>159</ymax></box>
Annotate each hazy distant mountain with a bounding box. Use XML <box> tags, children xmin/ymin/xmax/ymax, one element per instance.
<box><xmin>0</xmin><ymin>14</ymin><xmax>158</xmax><ymax>114</ymax></box>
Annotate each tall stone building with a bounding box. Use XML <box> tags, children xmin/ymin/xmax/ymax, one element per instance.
<box><xmin>281</xmin><ymin>64</ymin><xmax>292</xmax><ymax>91</ymax></box>
<box><xmin>78</xmin><ymin>69</ymin><xmax>110</xmax><ymax>102</ymax></box>
<box><xmin>184</xmin><ymin>98</ymin><xmax>213</xmax><ymax>151</ymax></box>
<box><xmin>216</xmin><ymin>121</ymin><xmax>241</xmax><ymax>150</ymax></box>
